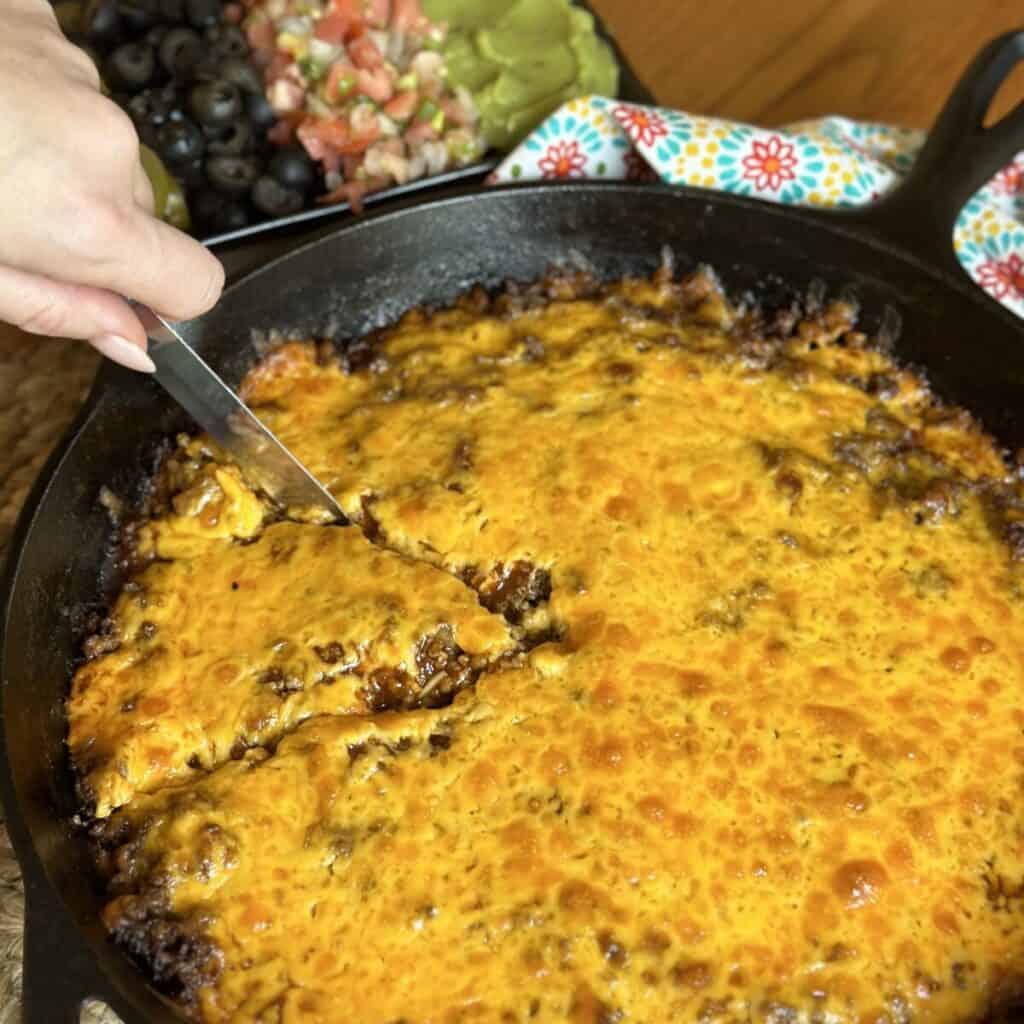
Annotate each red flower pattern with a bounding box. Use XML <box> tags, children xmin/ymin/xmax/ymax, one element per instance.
<box><xmin>496</xmin><ymin>109</ymin><xmax>1024</xmax><ymax>316</ymax></box>
<box><xmin>991</xmin><ymin>159</ymin><xmax>1024</xmax><ymax>196</ymax></box>
<box><xmin>538</xmin><ymin>139</ymin><xmax>587</xmax><ymax>179</ymax></box>
<box><xmin>977</xmin><ymin>253</ymin><xmax>1024</xmax><ymax>299</ymax></box>
<box><xmin>613</xmin><ymin>104</ymin><xmax>669</xmax><ymax>148</ymax></box>
<box><xmin>624</xmin><ymin>148</ymin><xmax>659</xmax><ymax>183</ymax></box>
<box><xmin>741</xmin><ymin>135</ymin><xmax>798</xmax><ymax>191</ymax></box>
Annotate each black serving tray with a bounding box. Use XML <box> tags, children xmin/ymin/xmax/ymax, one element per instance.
<box><xmin>204</xmin><ymin>0</ymin><xmax>654</xmax><ymax>258</ymax></box>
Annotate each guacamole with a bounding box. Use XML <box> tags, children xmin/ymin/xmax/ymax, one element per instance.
<box><xmin>424</xmin><ymin>0</ymin><xmax>619</xmax><ymax>150</ymax></box>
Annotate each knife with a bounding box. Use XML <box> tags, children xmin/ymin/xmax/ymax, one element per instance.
<box><xmin>133</xmin><ymin>303</ymin><xmax>344</xmax><ymax>521</ymax></box>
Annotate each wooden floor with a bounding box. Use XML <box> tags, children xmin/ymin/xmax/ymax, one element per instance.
<box><xmin>592</xmin><ymin>0</ymin><xmax>1024</xmax><ymax>129</ymax></box>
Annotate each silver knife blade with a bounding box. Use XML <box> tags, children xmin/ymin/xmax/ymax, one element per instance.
<box><xmin>134</xmin><ymin>304</ymin><xmax>343</xmax><ymax>521</ymax></box>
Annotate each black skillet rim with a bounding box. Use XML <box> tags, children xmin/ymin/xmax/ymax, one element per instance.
<box><xmin>4</xmin><ymin>179</ymin><xmax>1024</xmax><ymax>1020</ymax></box>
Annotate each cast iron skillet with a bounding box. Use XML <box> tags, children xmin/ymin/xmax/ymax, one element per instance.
<box><xmin>3</xmin><ymin>30</ymin><xmax>1024</xmax><ymax>1024</ymax></box>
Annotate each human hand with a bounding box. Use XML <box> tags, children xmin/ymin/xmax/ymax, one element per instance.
<box><xmin>0</xmin><ymin>0</ymin><xmax>224</xmax><ymax>371</ymax></box>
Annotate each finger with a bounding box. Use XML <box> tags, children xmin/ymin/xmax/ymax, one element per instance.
<box><xmin>133</xmin><ymin>160</ymin><xmax>155</xmax><ymax>215</ymax></box>
<box><xmin>32</xmin><ymin>15</ymin><xmax>102</xmax><ymax>89</ymax></box>
<box><xmin>103</xmin><ymin>210</ymin><xmax>225</xmax><ymax>321</ymax></box>
<box><xmin>0</xmin><ymin>263</ymin><xmax>154</xmax><ymax>371</ymax></box>
<box><xmin>1</xmin><ymin>189</ymin><xmax>223</xmax><ymax>324</ymax></box>
<box><xmin>62</xmin><ymin>38</ymin><xmax>103</xmax><ymax>90</ymax></box>
<box><xmin>90</xmin><ymin>331</ymin><xmax>157</xmax><ymax>372</ymax></box>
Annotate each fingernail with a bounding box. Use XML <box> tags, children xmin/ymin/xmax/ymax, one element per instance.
<box><xmin>90</xmin><ymin>334</ymin><xmax>156</xmax><ymax>373</ymax></box>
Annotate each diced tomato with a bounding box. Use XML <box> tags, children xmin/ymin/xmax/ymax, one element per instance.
<box><xmin>299</xmin><ymin>116</ymin><xmax>348</xmax><ymax>152</ymax></box>
<box><xmin>348</xmin><ymin>33</ymin><xmax>384</xmax><ymax>70</ymax></box>
<box><xmin>364</xmin><ymin>0</ymin><xmax>390</xmax><ymax>28</ymax></box>
<box><xmin>383</xmin><ymin>90</ymin><xmax>418</xmax><ymax>121</ymax></box>
<box><xmin>392</xmin><ymin>0</ymin><xmax>425</xmax><ymax>32</ymax></box>
<box><xmin>404</xmin><ymin>119</ymin><xmax>438</xmax><ymax>144</ymax></box>
<box><xmin>318</xmin><ymin>180</ymin><xmax>369</xmax><ymax>210</ymax></box>
<box><xmin>297</xmin><ymin>133</ymin><xmax>325</xmax><ymax>159</ymax></box>
<box><xmin>314</xmin><ymin>12</ymin><xmax>351</xmax><ymax>44</ymax></box>
<box><xmin>245</xmin><ymin>19</ymin><xmax>276</xmax><ymax>50</ymax></box>
<box><xmin>341</xmin><ymin>132</ymin><xmax>380</xmax><ymax>154</ymax></box>
<box><xmin>317</xmin><ymin>177</ymin><xmax>389</xmax><ymax>213</ymax></box>
<box><xmin>329</xmin><ymin>0</ymin><xmax>360</xmax><ymax>17</ymax></box>
<box><xmin>317</xmin><ymin>0</ymin><xmax>363</xmax><ymax>40</ymax></box>
<box><xmin>298</xmin><ymin>114</ymin><xmax>380</xmax><ymax>155</ymax></box>
<box><xmin>265</xmin><ymin>50</ymin><xmax>296</xmax><ymax>81</ymax></box>
<box><xmin>356</xmin><ymin>66</ymin><xmax>394</xmax><ymax>104</ymax></box>
<box><xmin>440</xmin><ymin>96</ymin><xmax>473</xmax><ymax>127</ymax></box>
<box><xmin>268</xmin><ymin>115</ymin><xmax>301</xmax><ymax>145</ymax></box>
<box><xmin>326</xmin><ymin>63</ymin><xmax>358</xmax><ymax>102</ymax></box>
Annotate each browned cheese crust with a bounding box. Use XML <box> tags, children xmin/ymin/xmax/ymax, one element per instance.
<box><xmin>72</xmin><ymin>268</ymin><xmax>1024</xmax><ymax>1023</ymax></box>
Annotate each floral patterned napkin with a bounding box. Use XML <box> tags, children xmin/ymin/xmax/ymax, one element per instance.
<box><xmin>490</xmin><ymin>95</ymin><xmax>1024</xmax><ymax>319</ymax></box>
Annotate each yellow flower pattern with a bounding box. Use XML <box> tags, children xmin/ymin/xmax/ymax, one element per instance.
<box><xmin>494</xmin><ymin>97</ymin><xmax>1024</xmax><ymax>318</ymax></box>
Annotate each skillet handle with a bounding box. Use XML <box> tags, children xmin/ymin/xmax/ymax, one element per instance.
<box><xmin>834</xmin><ymin>29</ymin><xmax>1024</xmax><ymax>273</ymax></box>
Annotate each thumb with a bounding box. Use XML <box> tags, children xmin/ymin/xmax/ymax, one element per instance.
<box><xmin>0</xmin><ymin>263</ymin><xmax>154</xmax><ymax>372</ymax></box>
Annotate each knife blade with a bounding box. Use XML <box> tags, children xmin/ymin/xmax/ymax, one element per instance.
<box><xmin>134</xmin><ymin>304</ymin><xmax>344</xmax><ymax>521</ymax></box>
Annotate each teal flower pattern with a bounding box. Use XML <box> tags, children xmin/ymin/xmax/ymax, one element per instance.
<box><xmin>525</xmin><ymin>113</ymin><xmax>609</xmax><ymax>160</ymax></box>
<box><xmin>491</xmin><ymin>98</ymin><xmax>1024</xmax><ymax>324</ymax></box>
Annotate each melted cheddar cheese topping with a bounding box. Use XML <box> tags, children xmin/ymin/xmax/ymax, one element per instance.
<box><xmin>70</xmin><ymin>520</ymin><xmax>518</xmax><ymax>815</ymax></box>
<box><xmin>76</xmin><ymin>272</ymin><xmax>1024</xmax><ymax>1024</ymax></box>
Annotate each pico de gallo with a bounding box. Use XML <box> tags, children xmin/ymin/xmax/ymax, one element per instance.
<box><xmin>243</xmin><ymin>0</ymin><xmax>487</xmax><ymax>209</ymax></box>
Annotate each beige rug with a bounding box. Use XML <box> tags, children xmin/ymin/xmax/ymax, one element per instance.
<box><xmin>0</xmin><ymin>332</ymin><xmax>120</xmax><ymax>1023</ymax></box>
